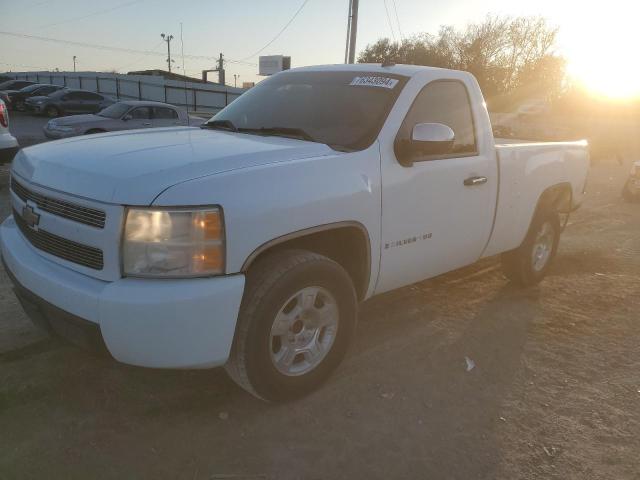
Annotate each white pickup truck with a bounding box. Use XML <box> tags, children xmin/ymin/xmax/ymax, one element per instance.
<box><xmin>1</xmin><ymin>64</ymin><xmax>589</xmax><ymax>401</ymax></box>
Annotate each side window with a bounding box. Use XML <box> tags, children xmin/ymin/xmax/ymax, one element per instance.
<box><xmin>80</xmin><ymin>92</ymin><xmax>102</xmax><ymax>101</ymax></box>
<box><xmin>65</xmin><ymin>92</ymin><xmax>82</xmax><ymax>100</ymax></box>
<box><xmin>152</xmin><ymin>107</ymin><xmax>178</xmax><ymax>119</ymax></box>
<box><xmin>130</xmin><ymin>107</ymin><xmax>152</xmax><ymax>119</ymax></box>
<box><xmin>397</xmin><ymin>80</ymin><xmax>478</xmax><ymax>161</ymax></box>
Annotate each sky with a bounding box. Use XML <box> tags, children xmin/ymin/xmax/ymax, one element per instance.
<box><xmin>0</xmin><ymin>0</ymin><xmax>638</xmax><ymax>97</ymax></box>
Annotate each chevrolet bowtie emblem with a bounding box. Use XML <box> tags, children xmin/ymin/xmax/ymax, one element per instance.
<box><xmin>22</xmin><ymin>204</ymin><xmax>40</xmax><ymax>229</ymax></box>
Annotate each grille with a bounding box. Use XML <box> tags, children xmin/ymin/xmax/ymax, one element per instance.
<box><xmin>14</xmin><ymin>209</ymin><xmax>104</xmax><ymax>270</ymax></box>
<box><xmin>11</xmin><ymin>177</ymin><xmax>106</xmax><ymax>229</ymax></box>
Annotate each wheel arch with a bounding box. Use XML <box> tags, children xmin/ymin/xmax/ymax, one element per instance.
<box><xmin>533</xmin><ymin>182</ymin><xmax>573</xmax><ymax>217</ymax></box>
<box><xmin>240</xmin><ymin>222</ymin><xmax>372</xmax><ymax>301</ymax></box>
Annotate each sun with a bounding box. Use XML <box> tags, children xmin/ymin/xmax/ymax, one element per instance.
<box><xmin>569</xmin><ymin>49</ymin><xmax>640</xmax><ymax>100</ymax></box>
<box><xmin>561</xmin><ymin>4</ymin><xmax>640</xmax><ymax>100</ymax></box>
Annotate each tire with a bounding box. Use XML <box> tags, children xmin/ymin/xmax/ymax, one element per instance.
<box><xmin>45</xmin><ymin>105</ymin><xmax>60</xmax><ymax>118</ymax></box>
<box><xmin>225</xmin><ymin>249</ymin><xmax>357</xmax><ymax>402</ymax></box>
<box><xmin>501</xmin><ymin>209</ymin><xmax>561</xmax><ymax>287</ymax></box>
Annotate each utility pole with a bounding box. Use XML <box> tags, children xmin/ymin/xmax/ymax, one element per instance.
<box><xmin>345</xmin><ymin>0</ymin><xmax>359</xmax><ymax>64</ymax></box>
<box><xmin>73</xmin><ymin>55</ymin><xmax>77</xmax><ymax>72</ymax></box>
<box><xmin>233</xmin><ymin>74</ymin><xmax>240</xmax><ymax>88</ymax></box>
<box><xmin>161</xmin><ymin>33</ymin><xmax>174</xmax><ymax>72</ymax></box>
<box><xmin>217</xmin><ymin>53</ymin><xmax>225</xmax><ymax>85</ymax></box>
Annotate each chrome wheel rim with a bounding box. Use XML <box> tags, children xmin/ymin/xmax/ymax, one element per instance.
<box><xmin>531</xmin><ymin>221</ymin><xmax>554</xmax><ymax>272</ymax></box>
<box><xmin>269</xmin><ymin>286</ymin><xmax>339</xmax><ymax>377</ymax></box>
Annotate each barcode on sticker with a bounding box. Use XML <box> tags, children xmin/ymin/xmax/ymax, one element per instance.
<box><xmin>350</xmin><ymin>76</ymin><xmax>399</xmax><ymax>89</ymax></box>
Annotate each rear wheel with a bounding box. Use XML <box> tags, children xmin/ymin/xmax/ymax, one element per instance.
<box><xmin>225</xmin><ymin>250</ymin><xmax>357</xmax><ymax>402</ymax></box>
<box><xmin>501</xmin><ymin>209</ymin><xmax>561</xmax><ymax>286</ymax></box>
<box><xmin>44</xmin><ymin>105</ymin><xmax>60</xmax><ymax>118</ymax></box>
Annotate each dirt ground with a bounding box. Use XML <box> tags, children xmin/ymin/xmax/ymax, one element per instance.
<box><xmin>0</xmin><ymin>156</ymin><xmax>639</xmax><ymax>479</ymax></box>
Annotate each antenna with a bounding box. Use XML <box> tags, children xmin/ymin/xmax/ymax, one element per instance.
<box><xmin>180</xmin><ymin>23</ymin><xmax>189</xmax><ymax>125</ymax></box>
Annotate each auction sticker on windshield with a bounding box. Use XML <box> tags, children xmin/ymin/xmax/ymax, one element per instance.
<box><xmin>350</xmin><ymin>76</ymin><xmax>399</xmax><ymax>89</ymax></box>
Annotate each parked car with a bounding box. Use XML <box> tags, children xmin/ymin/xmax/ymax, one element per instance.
<box><xmin>1</xmin><ymin>64</ymin><xmax>590</xmax><ymax>401</ymax></box>
<box><xmin>0</xmin><ymin>79</ymin><xmax>36</xmax><ymax>92</ymax></box>
<box><xmin>25</xmin><ymin>88</ymin><xmax>114</xmax><ymax>117</ymax></box>
<box><xmin>43</xmin><ymin>101</ymin><xmax>201</xmax><ymax>139</ymax></box>
<box><xmin>2</xmin><ymin>84</ymin><xmax>64</xmax><ymax>111</ymax></box>
<box><xmin>622</xmin><ymin>161</ymin><xmax>640</xmax><ymax>202</ymax></box>
<box><xmin>0</xmin><ymin>99</ymin><xmax>19</xmax><ymax>164</ymax></box>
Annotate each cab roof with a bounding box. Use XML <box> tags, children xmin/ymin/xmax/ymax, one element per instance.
<box><xmin>288</xmin><ymin>63</ymin><xmax>454</xmax><ymax>78</ymax></box>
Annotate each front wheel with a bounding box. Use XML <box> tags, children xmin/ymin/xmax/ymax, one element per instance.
<box><xmin>501</xmin><ymin>210</ymin><xmax>561</xmax><ymax>287</ymax></box>
<box><xmin>225</xmin><ymin>250</ymin><xmax>357</xmax><ymax>402</ymax></box>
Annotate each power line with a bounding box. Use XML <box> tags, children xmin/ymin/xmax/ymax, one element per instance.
<box><xmin>0</xmin><ymin>31</ymin><xmax>257</xmax><ymax>66</ymax></box>
<box><xmin>113</xmin><ymin>39</ymin><xmax>165</xmax><ymax>72</ymax></box>
<box><xmin>238</xmin><ymin>0</ymin><xmax>312</xmax><ymax>61</ymax></box>
<box><xmin>39</xmin><ymin>0</ymin><xmax>144</xmax><ymax>29</ymax></box>
<box><xmin>382</xmin><ymin>0</ymin><xmax>397</xmax><ymax>43</ymax></box>
<box><xmin>391</xmin><ymin>0</ymin><xmax>404</xmax><ymax>41</ymax></box>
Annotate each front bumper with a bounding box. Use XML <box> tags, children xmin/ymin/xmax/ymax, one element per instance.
<box><xmin>43</xmin><ymin>127</ymin><xmax>75</xmax><ymax>139</ymax></box>
<box><xmin>25</xmin><ymin>103</ymin><xmax>44</xmax><ymax>114</ymax></box>
<box><xmin>1</xmin><ymin>215</ymin><xmax>245</xmax><ymax>369</ymax></box>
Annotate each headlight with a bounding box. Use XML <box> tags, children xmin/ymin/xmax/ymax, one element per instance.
<box><xmin>123</xmin><ymin>207</ymin><xmax>225</xmax><ymax>277</ymax></box>
<box><xmin>52</xmin><ymin>125</ymin><xmax>74</xmax><ymax>132</ymax></box>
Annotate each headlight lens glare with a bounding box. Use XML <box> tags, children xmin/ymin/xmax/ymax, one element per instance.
<box><xmin>123</xmin><ymin>207</ymin><xmax>224</xmax><ymax>277</ymax></box>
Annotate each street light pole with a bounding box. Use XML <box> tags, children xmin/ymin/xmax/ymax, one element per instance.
<box><xmin>346</xmin><ymin>0</ymin><xmax>359</xmax><ymax>64</ymax></box>
<box><xmin>234</xmin><ymin>74</ymin><xmax>240</xmax><ymax>88</ymax></box>
<box><xmin>73</xmin><ymin>55</ymin><xmax>76</xmax><ymax>72</ymax></box>
<box><xmin>161</xmin><ymin>33</ymin><xmax>174</xmax><ymax>73</ymax></box>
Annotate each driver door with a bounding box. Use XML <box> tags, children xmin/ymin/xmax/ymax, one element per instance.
<box><xmin>376</xmin><ymin>79</ymin><xmax>497</xmax><ymax>293</ymax></box>
<box><xmin>124</xmin><ymin>107</ymin><xmax>153</xmax><ymax>129</ymax></box>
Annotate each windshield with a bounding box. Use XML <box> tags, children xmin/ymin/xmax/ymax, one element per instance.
<box><xmin>20</xmin><ymin>84</ymin><xmax>44</xmax><ymax>93</ymax></box>
<box><xmin>98</xmin><ymin>103</ymin><xmax>131</xmax><ymax>118</ymax></box>
<box><xmin>208</xmin><ymin>71</ymin><xmax>408</xmax><ymax>151</ymax></box>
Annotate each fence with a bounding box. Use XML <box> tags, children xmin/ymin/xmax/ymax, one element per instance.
<box><xmin>4</xmin><ymin>71</ymin><xmax>246</xmax><ymax>115</ymax></box>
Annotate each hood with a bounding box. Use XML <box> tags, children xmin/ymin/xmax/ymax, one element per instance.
<box><xmin>49</xmin><ymin>114</ymin><xmax>107</xmax><ymax>126</ymax></box>
<box><xmin>12</xmin><ymin>127</ymin><xmax>336</xmax><ymax>205</ymax></box>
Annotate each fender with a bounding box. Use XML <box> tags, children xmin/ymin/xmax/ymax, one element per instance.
<box><xmin>241</xmin><ymin>221</ymin><xmax>373</xmax><ymax>300</ymax></box>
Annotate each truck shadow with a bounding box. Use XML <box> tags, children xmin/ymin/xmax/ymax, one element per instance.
<box><xmin>0</xmin><ymin>273</ymin><xmax>542</xmax><ymax>479</ymax></box>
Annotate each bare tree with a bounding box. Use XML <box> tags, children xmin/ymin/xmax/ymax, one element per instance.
<box><xmin>358</xmin><ymin>16</ymin><xmax>564</xmax><ymax>107</ymax></box>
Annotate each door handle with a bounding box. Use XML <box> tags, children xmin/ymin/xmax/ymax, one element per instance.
<box><xmin>464</xmin><ymin>176</ymin><xmax>488</xmax><ymax>186</ymax></box>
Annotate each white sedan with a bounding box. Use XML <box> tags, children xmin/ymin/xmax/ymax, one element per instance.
<box><xmin>43</xmin><ymin>100</ymin><xmax>204</xmax><ymax>139</ymax></box>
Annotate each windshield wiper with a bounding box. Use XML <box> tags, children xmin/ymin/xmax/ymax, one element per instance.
<box><xmin>201</xmin><ymin>119</ymin><xmax>238</xmax><ymax>132</ymax></box>
<box><xmin>237</xmin><ymin>126</ymin><xmax>317</xmax><ymax>143</ymax></box>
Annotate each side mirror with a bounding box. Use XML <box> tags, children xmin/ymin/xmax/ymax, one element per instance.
<box><xmin>122</xmin><ymin>114</ymin><xmax>132</xmax><ymax>121</ymax></box>
<box><xmin>395</xmin><ymin>123</ymin><xmax>456</xmax><ymax>167</ymax></box>
<box><xmin>411</xmin><ymin>123</ymin><xmax>455</xmax><ymax>155</ymax></box>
